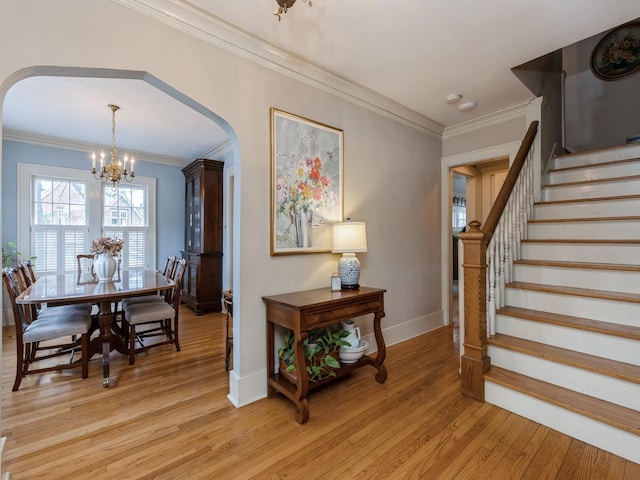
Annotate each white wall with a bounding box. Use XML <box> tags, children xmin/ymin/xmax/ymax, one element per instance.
<box><xmin>0</xmin><ymin>0</ymin><xmax>443</xmax><ymax>407</ymax></box>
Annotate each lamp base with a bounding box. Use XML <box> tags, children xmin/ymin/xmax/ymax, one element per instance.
<box><xmin>338</xmin><ymin>253</ymin><xmax>361</xmax><ymax>290</ymax></box>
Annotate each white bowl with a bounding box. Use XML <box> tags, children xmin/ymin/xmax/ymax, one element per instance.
<box><xmin>339</xmin><ymin>340</ymin><xmax>369</xmax><ymax>364</ymax></box>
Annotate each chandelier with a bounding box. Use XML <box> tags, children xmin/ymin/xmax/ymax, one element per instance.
<box><xmin>91</xmin><ymin>104</ymin><xmax>135</xmax><ymax>188</ymax></box>
<box><xmin>273</xmin><ymin>0</ymin><xmax>311</xmax><ymax>21</ymax></box>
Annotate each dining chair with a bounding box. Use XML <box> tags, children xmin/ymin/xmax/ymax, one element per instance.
<box><xmin>122</xmin><ymin>258</ymin><xmax>188</xmax><ymax>365</ymax></box>
<box><xmin>120</xmin><ymin>255</ymin><xmax>177</xmax><ymax>310</ymax></box>
<box><xmin>2</xmin><ymin>267</ymin><xmax>92</xmax><ymax>391</ymax></box>
<box><xmin>223</xmin><ymin>290</ymin><xmax>233</xmax><ymax>371</ymax></box>
<box><xmin>76</xmin><ymin>254</ymin><xmax>96</xmax><ymax>282</ymax></box>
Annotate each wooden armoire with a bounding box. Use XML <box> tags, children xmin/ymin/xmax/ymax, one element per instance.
<box><xmin>181</xmin><ymin>158</ymin><xmax>224</xmax><ymax>314</ymax></box>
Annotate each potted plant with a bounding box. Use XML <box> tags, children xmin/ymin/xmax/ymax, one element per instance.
<box><xmin>2</xmin><ymin>241</ymin><xmax>36</xmax><ymax>267</ymax></box>
<box><xmin>278</xmin><ymin>325</ymin><xmax>351</xmax><ymax>383</ymax></box>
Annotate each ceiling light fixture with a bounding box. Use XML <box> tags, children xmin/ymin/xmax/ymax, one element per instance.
<box><xmin>446</xmin><ymin>94</ymin><xmax>462</xmax><ymax>104</ymax></box>
<box><xmin>458</xmin><ymin>101</ymin><xmax>478</xmax><ymax>112</ymax></box>
<box><xmin>91</xmin><ymin>104</ymin><xmax>135</xmax><ymax>189</ymax></box>
<box><xmin>273</xmin><ymin>0</ymin><xmax>312</xmax><ymax>21</ymax></box>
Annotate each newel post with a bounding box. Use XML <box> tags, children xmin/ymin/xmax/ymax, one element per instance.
<box><xmin>457</xmin><ymin>220</ymin><xmax>491</xmax><ymax>401</ymax></box>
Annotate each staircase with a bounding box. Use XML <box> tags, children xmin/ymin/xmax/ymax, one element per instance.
<box><xmin>483</xmin><ymin>142</ymin><xmax>640</xmax><ymax>464</ymax></box>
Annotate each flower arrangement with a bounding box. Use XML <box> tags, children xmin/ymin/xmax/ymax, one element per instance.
<box><xmin>276</xmin><ymin>156</ymin><xmax>337</xmax><ymax>216</ymax></box>
<box><xmin>91</xmin><ymin>237</ymin><xmax>124</xmax><ymax>256</ymax></box>
<box><xmin>601</xmin><ymin>31</ymin><xmax>639</xmax><ymax>69</ymax></box>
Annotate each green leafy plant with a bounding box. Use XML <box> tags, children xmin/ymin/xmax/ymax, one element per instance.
<box><xmin>278</xmin><ymin>325</ymin><xmax>350</xmax><ymax>383</ymax></box>
<box><xmin>2</xmin><ymin>241</ymin><xmax>36</xmax><ymax>267</ymax></box>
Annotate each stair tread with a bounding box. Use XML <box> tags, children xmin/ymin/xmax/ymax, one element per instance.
<box><xmin>489</xmin><ymin>333</ymin><xmax>640</xmax><ymax>384</ymax></box>
<box><xmin>534</xmin><ymin>194</ymin><xmax>640</xmax><ymax>206</ymax></box>
<box><xmin>497</xmin><ymin>305</ymin><xmax>640</xmax><ymax>340</ymax></box>
<box><xmin>545</xmin><ymin>174</ymin><xmax>640</xmax><ymax>188</ymax></box>
<box><xmin>507</xmin><ymin>281</ymin><xmax>640</xmax><ymax>304</ymax></box>
<box><xmin>522</xmin><ymin>238</ymin><xmax>640</xmax><ymax>244</ymax></box>
<box><xmin>514</xmin><ymin>259</ymin><xmax>640</xmax><ymax>271</ymax></box>
<box><xmin>549</xmin><ymin>156</ymin><xmax>640</xmax><ymax>173</ymax></box>
<box><xmin>485</xmin><ymin>366</ymin><xmax>640</xmax><ymax>436</ymax></box>
<box><xmin>555</xmin><ymin>143</ymin><xmax>640</xmax><ymax>158</ymax></box>
<box><xmin>529</xmin><ymin>216</ymin><xmax>640</xmax><ymax>223</ymax></box>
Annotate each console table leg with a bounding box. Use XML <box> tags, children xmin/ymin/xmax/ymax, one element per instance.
<box><xmin>295</xmin><ymin>398</ymin><xmax>309</xmax><ymax>424</ymax></box>
<box><xmin>375</xmin><ymin>365</ymin><xmax>388</xmax><ymax>383</ymax></box>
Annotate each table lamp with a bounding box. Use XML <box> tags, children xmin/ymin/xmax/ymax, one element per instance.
<box><xmin>332</xmin><ymin>218</ymin><xmax>367</xmax><ymax>290</ymax></box>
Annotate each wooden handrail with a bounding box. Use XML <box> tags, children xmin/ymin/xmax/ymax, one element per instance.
<box><xmin>458</xmin><ymin>120</ymin><xmax>539</xmax><ymax>402</ymax></box>
<box><xmin>482</xmin><ymin>120</ymin><xmax>539</xmax><ymax>237</ymax></box>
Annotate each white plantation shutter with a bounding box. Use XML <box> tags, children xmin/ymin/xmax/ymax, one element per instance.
<box><xmin>102</xmin><ymin>227</ymin><xmax>148</xmax><ymax>270</ymax></box>
<box><xmin>103</xmin><ymin>184</ymin><xmax>149</xmax><ymax>270</ymax></box>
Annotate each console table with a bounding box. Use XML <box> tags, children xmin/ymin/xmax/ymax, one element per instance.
<box><xmin>263</xmin><ymin>287</ymin><xmax>387</xmax><ymax>424</ymax></box>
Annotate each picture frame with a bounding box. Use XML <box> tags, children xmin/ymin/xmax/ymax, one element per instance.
<box><xmin>270</xmin><ymin>108</ymin><xmax>343</xmax><ymax>255</ymax></box>
<box><xmin>590</xmin><ymin>21</ymin><xmax>640</xmax><ymax>81</ymax></box>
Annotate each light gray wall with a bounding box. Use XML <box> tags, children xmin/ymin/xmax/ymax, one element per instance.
<box><xmin>442</xmin><ymin>116</ymin><xmax>526</xmax><ymax>158</ymax></box>
<box><xmin>0</xmin><ymin>0</ymin><xmax>443</xmax><ymax>406</ymax></box>
<box><xmin>564</xmin><ymin>25</ymin><xmax>640</xmax><ymax>151</ymax></box>
<box><xmin>1</xmin><ymin>139</ymin><xmax>185</xmax><ymax>268</ymax></box>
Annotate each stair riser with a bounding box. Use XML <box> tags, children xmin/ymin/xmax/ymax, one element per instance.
<box><xmin>521</xmin><ymin>242</ymin><xmax>640</xmax><ymax>264</ymax></box>
<box><xmin>528</xmin><ymin>221</ymin><xmax>640</xmax><ymax>240</ymax></box>
<box><xmin>548</xmin><ymin>161</ymin><xmax>640</xmax><ymax>184</ymax></box>
<box><xmin>504</xmin><ymin>288</ymin><xmax>640</xmax><ymax>327</ymax></box>
<box><xmin>495</xmin><ymin>314</ymin><xmax>639</xmax><ymax>366</ymax></box>
<box><xmin>488</xmin><ymin>346</ymin><xmax>640</xmax><ymax>410</ymax></box>
<box><xmin>485</xmin><ymin>382</ymin><xmax>640</xmax><ymax>464</ymax></box>
<box><xmin>551</xmin><ymin>144</ymin><xmax>640</xmax><ymax>169</ymax></box>
<box><xmin>543</xmin><ymin>178</ymin><xmax>640</xmax><ymax>201</ymax></box>
<box><xmin>534</xmin><ymin>198</ymin><xmax>640</xmax><ymax>220</ymax></box>
<box><xmin>513</xmin><ymin>264</ymin><xmax>640</xmax><ymax>294</ymax></box>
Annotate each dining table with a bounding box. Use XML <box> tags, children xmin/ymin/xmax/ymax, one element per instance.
<box><xmin>16</xmin><ymin>269</ymin><xmax>174</xmax><ymax>387</ymax></box>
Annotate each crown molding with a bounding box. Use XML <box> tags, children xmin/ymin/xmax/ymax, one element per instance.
<box><xmin>202</xmin><ymin>139</ymin><xmax>232</xmax><ymax>160</ymax></box>
<box><xmin>442</xmin><ymin>99</ymin><xmax>533</xmax><ymax>140</ymax></box>
<box><xmin>110</xmin><ymin>0</ymin><xmax>443</xmax><ymax>138</ymax></box>
<box><xmin>3</xmin><ymin>128</ymin><xmax>189</xmax><ymax>167</ymax></box>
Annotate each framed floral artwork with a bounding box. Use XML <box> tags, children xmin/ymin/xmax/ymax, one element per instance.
<box><xmin>270</xmin><ymin>108</ymin><xmax>343</xmax><ymax>255</ymax></box>
<box><xmin>591</xmin><ymin>22</ymin><xmax>640</xmax><ymax>81</ymax></box>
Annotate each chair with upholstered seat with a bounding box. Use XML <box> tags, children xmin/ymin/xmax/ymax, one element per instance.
<box><xmin>122</xmin><ymin>258</ymin><xmax>187</xmax><ymax>365</ymax></box>
<box><xmin>2</xmin><ymin>267</ymin><xmax>92</xmax><ymax>391</ymax></box>
<box><xmin>120</xmin><ymin>255</ymin><xmax>177</xmax><ymax>311</ymax></box>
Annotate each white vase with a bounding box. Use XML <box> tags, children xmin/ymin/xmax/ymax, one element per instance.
<box><xmin>94</xmin><ymin>253</ymin><xmax>116</xmax><ymax>282</ymax></box>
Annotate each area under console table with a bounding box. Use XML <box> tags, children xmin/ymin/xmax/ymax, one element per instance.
<box><xmin>263</xmin><ymin>287</ymin><xmax>387</xmax><ymax>424</ymax></box>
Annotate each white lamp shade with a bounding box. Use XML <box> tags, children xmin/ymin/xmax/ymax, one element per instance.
<box><xmin>332</xmin><ymin>221</ymin><xmax>367</xmax><ymax>253</ymax></box>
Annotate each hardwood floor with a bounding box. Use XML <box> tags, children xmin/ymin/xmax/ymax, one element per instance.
<box><xmin>2</xmin><ymin>307</ymin><xmax>639</xmax><ymax>479</ymax></box>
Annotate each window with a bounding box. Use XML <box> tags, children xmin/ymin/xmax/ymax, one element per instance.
<box><xmin>103</xmin><ymin>184</ymin><xmax>148</xmax><ymax>270</ymax></box>
<box><xmin>31</xmin><ymin>177</ymin><xmax>90</xmax><ymax>274</ymax></box>
<box><xmin>18</xmin><ymin>164</ymin><xmax>156</xmax><ymax>275</ymax></box>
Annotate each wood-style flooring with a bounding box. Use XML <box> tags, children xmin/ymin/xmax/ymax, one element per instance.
<box><xmin>2</xmin><ymin>306</ymin><xmax>639</xmax><ymax>479</ymax></box>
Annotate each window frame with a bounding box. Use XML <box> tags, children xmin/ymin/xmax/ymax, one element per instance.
<box><xmin>18</xmin><ymin>163</ymin><xmax>156</xmax><ymax>273</ymax></box>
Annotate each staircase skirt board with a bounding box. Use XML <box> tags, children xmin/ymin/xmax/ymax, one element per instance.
<box><xmin>488</xmin><ymin>345</ymin><xmax>640</xmax><ymax>410</ymax></box>
<box><xmin>495</xmin><ymin>314</ymin><xmax>640</xmax><ymax>367</ymax></box>
<box><xmin>484</xmin><ymin>380</ymin><xmax>640</xmax><ymax>464</ymax></box>
<box><xmin>479</xmin><ymin>141</ymin><xmax>640</xmax><ymax>463</ymax></box>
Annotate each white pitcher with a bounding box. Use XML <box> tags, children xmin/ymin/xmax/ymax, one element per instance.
<box><xmin>341</xmin><ymin>320</ymin><xmax>361</xmax><ymax>349</ymax></box>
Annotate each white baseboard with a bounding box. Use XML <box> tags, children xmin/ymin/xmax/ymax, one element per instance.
<box><xmin>227</xmin><ymin>367</ymin><xmax>267</xmax><ymax>408</ymax></box>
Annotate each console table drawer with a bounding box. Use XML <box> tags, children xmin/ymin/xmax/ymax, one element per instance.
<box><xmin>303</xmin><ymin>299</ymin><xmax>382</xmax><ymax>329</ymax></box>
